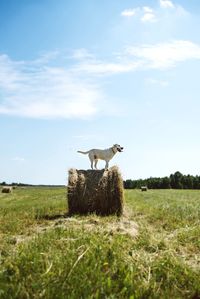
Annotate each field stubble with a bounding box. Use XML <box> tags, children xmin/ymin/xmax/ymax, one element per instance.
<box><xmin>0</xmin><ymin>187</ymin><xmax>200</xmax><ymax>298</ymax></box>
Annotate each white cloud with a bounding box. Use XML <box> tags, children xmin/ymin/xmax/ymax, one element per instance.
<box><xmin>160</xmin><ymin>0</ymin><xmax>175</xmax><ymax>9</ymax></box>
<box><xmin>11</xmin><ymin>157</ymin><xmax>25</xmax><ymax>162</ymax></box>
<box><xmin>121</xmin><ymin>1</ymin><xmax>188</xmax><ymax>25</ymax></box>
<box><xmin>71</xmin><ymin>48</ymin><xmax>94</xmax><ymax>60</ymax></box>
<box><xmin>121</xmin><ymin>9</ymin><xmax>137</xmax><ymax>17</ymax></box>
<box><xmin>74</xmin><ymin>59</ymin><xmax>142</xmax><ymax>75</ymax></box>
<box><xmin>121</xmin><ymin>6</ymin><xmax>157</xmax><ymax>23</ymax></box>
<box><xmin>0</xmin><ymin>54</ymin><xmax>103</xmax><ymax>119</ymax></box>
<box><xmin>146</xmin><ymin>78</ymin><xmax>169</xmax><ymax>87</ymax></box>
<box><xmin>126</xmin><ymin>40</ymin><xmax>200</xmax><ymax>69</ymax></box>
<box><xmin>141</xmin><ymin>12</ymin><xmax>157</xmax><ymax>23</ymax></box>
<box><xmin>141</xmin><ymin>6</ymin><xmax>157</xmax><ymax>23</ymax></box>
<box><xmin>143</xmin><ymin>6</ymin><xmax>154</xmax><ymax>13</ymax></box>
<box><xmin>74</xmin><ymin>40</ymin><xmax>200</xmax><ymax>76</ymax></box>
<box><xmin>0</xmin><ymin>54</ymin><xmax>25</xmax><ymax>91</ymax></box>
<box><xmin>1</xmin><ymin>39</ymin><xmax>200</xmax><ymax>120</ymax></box>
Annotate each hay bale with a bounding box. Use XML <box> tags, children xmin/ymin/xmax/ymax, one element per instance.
<box><xmin>2</xmin><ymin>186</ymin><xmax>12</xmax><ymax>193</ymax></box>
<box><xmin>141</xmin><ymin>186</ymin><xmax>148</xmax><ymax>191</ymax></box>
<box><xmin>68</xmin><ymin>166</ymin><xmax>124</xmax><ymax>216</ymax></box>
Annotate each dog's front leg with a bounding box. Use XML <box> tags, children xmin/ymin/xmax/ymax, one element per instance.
<box><xmin>94</xmin><ymin>159</ymin><xmax>98</xmax><ymax>169</ymax></box>
<box><xmin>89</xmin><ymin>156</ymin><xmax>94</xmax><ymax>169</ymax></box>
<box><xmin>105</xmin><ymin>160</ymin><xmax>109</xmax><ymax>169</ymax></box>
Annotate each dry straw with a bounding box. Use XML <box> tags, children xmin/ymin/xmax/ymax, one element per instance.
<box><xmin>67</xmin><ymin>166</ymin><xmax>124</xmax><ymax>216</ymax></box>
<box><xmin>2</xmin><ymin>186</ymin><xmax>12</xmax><ymax>193</ymax></box>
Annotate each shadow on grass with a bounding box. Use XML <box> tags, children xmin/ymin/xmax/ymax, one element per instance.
<box><xmin>35</xmin><ymin>212</ymin><xmax>69</xmax><ymax>220</ymax></box>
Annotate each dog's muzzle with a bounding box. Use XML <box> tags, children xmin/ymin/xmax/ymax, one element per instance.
<box><xmin>117</xmin><ymin>147</ymin><xmax>123</xmax><ymax>152</ymax></box>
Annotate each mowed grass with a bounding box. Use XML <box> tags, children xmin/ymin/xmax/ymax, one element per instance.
<box><xmin>0</xmin><ymin>188</ymin><xmax>200</xmax><ymax>298</ymax></box>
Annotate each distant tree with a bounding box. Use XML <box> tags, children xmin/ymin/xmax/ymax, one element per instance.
<box><xmin>171</xmin><ymin>171</ymin><xmax>183</xmax><ymax>189</ymax></box>
<box><xmin>124</xmin><ymin>180</ymin><xmax>133</xmax><ymax>189</ymax></box>
<box><xmin>193</xmin><ymin>176</ymin><xmax>200</xmax><ymax>189</ymax></box>
<box><xmin>170</xmin><ymin>174</ymin><xmax>175</xmax><ymax>188</ymax></box>
<box><xmin>181</xmin><ymin>175</ymin><xmax>192</xmax><ymax>189</ymax></box>
<box><xmin>146</xmin><ymin>177</ymin><xmax>155</xmax><ymax>189</ymax></box>
<box><xmin>161</xmin><ymin>177</ymin><xmax>171</xmax><ymax>189</ymax></box>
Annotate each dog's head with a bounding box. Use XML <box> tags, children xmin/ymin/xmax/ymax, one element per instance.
<box><xmin>113</xmin><ymin>144</ymin><xmax>124</xmax><ymax>153</ymax></box>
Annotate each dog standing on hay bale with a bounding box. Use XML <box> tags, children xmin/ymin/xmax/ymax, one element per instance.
<box><xmin>68</xmin><ymin>166</ymin><xmax>124</xmax><ymax>216</ymax></box>
<box><xmin>77</xmin><ymin>144</ymin><xmax>123</xmax><ymax>169</ymax></box>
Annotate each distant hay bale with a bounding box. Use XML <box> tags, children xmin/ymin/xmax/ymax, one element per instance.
<box><xmin>68</xmin><ymin>166</ymin><xmax>124</xmax><ymax>216</ymax></box>
<box><xmin>141</xmin><ymin>186</ymin><xmax>148</xmax><ymax>191</ymax></box>
<box><xmin>2</xmin><ymin>186</ymin><xmax>12</xmax><ymax>193</ymax></box>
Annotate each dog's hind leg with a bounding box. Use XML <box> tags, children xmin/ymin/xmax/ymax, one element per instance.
<box><xmin>94</xmin><ymin>159</ymin><xmax>98</xmax><ymax>169</ymax></box>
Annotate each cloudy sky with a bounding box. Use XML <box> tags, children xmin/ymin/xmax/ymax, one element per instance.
<box><xmin>1</xmin><ymin>0</ymin><xmax>200</xmax><ymax>184</ymax></box>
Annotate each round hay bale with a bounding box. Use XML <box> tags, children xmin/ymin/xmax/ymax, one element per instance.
<box><xmin>2</xmin><ymin>186</ymin><xmax>12</xmax><ymax>193</ymax></box>
<box><xmin>67</xmin><ymin>166</ymin><xmax>124</xmax><ymax>216</ymax></box>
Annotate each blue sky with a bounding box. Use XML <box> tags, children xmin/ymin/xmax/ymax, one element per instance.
<box><xmin>1</xmin><ymin>0</ymin><xmax>200</xmax><ymax>184</ymax></box>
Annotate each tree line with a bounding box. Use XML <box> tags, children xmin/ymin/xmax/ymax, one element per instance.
<box><xmin>124</xmin><ymin>171</ymin><xmax>200</xmax><ymax>189</ymax></box>
<box><xmin>0</xmin><ymin>182</ymin><xmax>64</xmax><ymax>187</ymax></box>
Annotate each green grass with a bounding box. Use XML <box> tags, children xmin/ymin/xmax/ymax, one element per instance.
<box><xmin>0</xmin><ymin>188</ymin><xmax>200</xmax><ymax>298</ymax></box>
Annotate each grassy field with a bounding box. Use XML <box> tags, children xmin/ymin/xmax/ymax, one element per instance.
<box><xmin>0</xmin><ymin>187</ymin><xmax>200</xmax><ymax>298</ymax></box>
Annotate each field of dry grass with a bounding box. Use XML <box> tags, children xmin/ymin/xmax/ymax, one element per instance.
<box><xmin>0</xmin><ymin>187</ymin><xmax>200</xmax><ymax>298</ymax></box>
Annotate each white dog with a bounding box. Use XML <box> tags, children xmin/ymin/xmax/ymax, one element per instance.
<box><xmin>77</xmin><ymin>144</ymin><xmax>123</xmax><ymax>169</ymax></box>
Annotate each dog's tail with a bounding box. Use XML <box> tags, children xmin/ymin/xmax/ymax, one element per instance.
<box><xmin>77</xmin><ymin>150</ymin><xmax>90</xmax><ymax>155</ymax></box>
